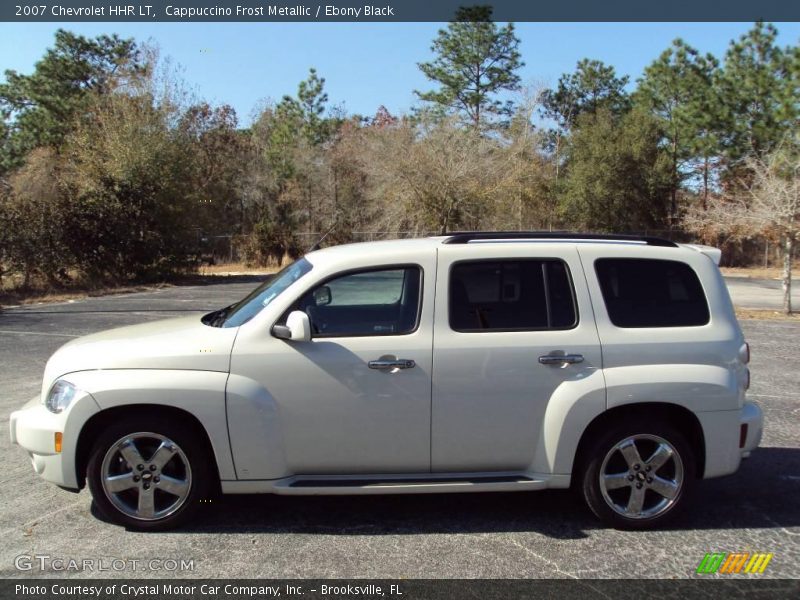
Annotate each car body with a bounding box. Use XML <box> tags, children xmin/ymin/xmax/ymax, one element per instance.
<box><xmin>9</xmin><ymin>232</ymin><xmax>763</xmax><ymax>529</ymax></box>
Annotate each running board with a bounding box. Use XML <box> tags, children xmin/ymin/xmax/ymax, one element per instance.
<box><xmin>272</xmin><ymin>475</ymin><xmax>545</xmax><ymax>495</ymax></box>
<box><xmin>221</xmin><ymin>474</ymin><xmax>567</xmax><ymax>495</ymax></box>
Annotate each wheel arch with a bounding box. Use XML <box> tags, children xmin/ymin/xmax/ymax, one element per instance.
<box><xmin>572</xmin><ymin>402</ymin><xmax>706</xmax><ymax>483</ymax></box>
<box><xmin>75</xmin><ymin>404</ymin><xmax>221</xmax><ymax>491</ymax></box>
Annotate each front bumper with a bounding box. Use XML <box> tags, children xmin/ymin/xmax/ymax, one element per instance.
<box><xmin>9</xmin><ymin>391</ymin><xmax>101</xmax><ymax>490</ymax></box>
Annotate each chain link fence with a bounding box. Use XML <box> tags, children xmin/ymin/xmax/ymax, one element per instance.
<box><xmin>201</xmin><ymin>230</ymin><xmax>789</xmax><ymax>269</ymax></box>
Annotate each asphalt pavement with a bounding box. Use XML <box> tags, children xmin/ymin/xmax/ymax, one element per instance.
<box><xmin>0</xmin><ymin>275</ymin><xmax>798</xmax><ymax>579</ymax></box>
<box><xmin>725</xmin><ymin>275</ymin><xmax>799</xmax><ymax>310</ymax></box>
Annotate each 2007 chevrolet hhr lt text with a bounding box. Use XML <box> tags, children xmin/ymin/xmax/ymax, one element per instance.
<box><xmin>10</xmin><ymin>232</ymin><xmax>762</xmax><ymax>530</ymax></box>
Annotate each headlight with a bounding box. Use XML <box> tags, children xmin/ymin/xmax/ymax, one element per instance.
<box><xmin>45</xmin><ymin>380</ymin><xmax>77</xmax><ymax>414</ymax></box>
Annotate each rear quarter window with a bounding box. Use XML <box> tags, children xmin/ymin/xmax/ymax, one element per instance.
<box><xmin>595</xmin><ymin>258</ymin><xmax>710</xmax><ymax>328</ymax></box>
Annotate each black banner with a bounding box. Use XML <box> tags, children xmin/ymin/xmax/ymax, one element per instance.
<box><xmin>2</xmin><ymin>0</ymin><xmax>800</xmax><ymax>23</ymax></box>
<box><xmin>2</xmin><ymin>580</ymin><xmax>800</xmax><ymax>600</ymax></box>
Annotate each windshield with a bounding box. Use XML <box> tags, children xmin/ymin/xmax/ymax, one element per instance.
<box><xmin>218</xmin><ymin>258</ymin><xmax>313</xmax><ymax>328</ymax></box>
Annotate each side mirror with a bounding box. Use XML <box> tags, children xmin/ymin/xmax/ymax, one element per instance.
<box><xmin>313</xmin><ymin>285</ymin><xmax>332</xmax><ymax>306</ymax></box>
<box><xmin>272</xmin><ymin>310</ymin><xmax>312</xmax><ymax>342</ymax></box>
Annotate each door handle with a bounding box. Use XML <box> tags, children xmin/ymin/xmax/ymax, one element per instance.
<box><xmin>538</xmin><ymin>353</ymin><xmax>584</xmax><ymax>365</ymax></box>
<box><xmin>368</xmin><ymin>359</ymin><xmax>416</xmax><ymax>370</ymax></box>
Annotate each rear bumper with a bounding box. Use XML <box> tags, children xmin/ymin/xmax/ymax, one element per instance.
<box><xmin>9</xmin><ymin>392</ymin><xmax>100</xmax><ymax>490</ymax></box>
<box><xmin>739</xmin><ymin>400</ymin><xmax>763</xmax><ymax>457</ymax></box>
<box><xmin>697</xmin><ymin>400</ymin><xmax>763</xmax><ymax>479</ymax></box>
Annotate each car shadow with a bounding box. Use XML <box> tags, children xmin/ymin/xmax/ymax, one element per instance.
<box><xmin>96</xmin><ymin>446</ymin><xmax>799</xmax><ymax>538</ymax></box>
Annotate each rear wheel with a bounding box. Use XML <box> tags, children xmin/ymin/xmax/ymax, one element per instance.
<box><xmin>87</xmin><ymin>417</ymin><xmax>213</xmax><ymax>530</ymax></box>
<box><xmin>579</xmin><ymin>420</ymin><xmax>695</xmax><ymax>529</ymax></box>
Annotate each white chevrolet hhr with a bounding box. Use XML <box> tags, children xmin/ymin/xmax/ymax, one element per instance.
<box><xmin>10</xmin><ymin>232</ymin><xmax>762</xmax><ymax>530</ymax></box>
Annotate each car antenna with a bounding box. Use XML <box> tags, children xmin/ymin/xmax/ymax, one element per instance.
<box><xmin>307</xmin><ymin>222</ymin><xmax>336</xmax><ymax>252</ymax></box>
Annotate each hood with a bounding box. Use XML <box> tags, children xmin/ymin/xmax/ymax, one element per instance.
<box><xmin>41</xmin><ymin>315</ymin><xmax>239</xmax><ymax>398</ymax></box>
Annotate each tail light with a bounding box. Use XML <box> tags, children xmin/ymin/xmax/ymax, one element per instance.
<box><xmin>740</xmin><ymin>343</ymin><xmax>750</xmax><ymax>391</ymax></box>
<box><xmin>740</xmin><ymin>342</ymin><xmax>750</xmax><ymax>364</ymax></box>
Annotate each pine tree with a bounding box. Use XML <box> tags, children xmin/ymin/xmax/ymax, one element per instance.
<box><xmin>542</xmin><ymin>59</ymin><xmax>630</xmax><ymax>130</ymax></box>
<box><xmin>295</xmin><ymin>68</ymin><xmax>330</xmax><ymax>145</ymax></box>
<box><xmin>636</xmin><ymin>39</ymin><xmax>722</xmax><ymax>216</ymax></box>
<box><xmin>260</xmin><ymin>68</ymin><xmax>331</xmax><ymax>181</ymax></box>
<box><xmin>560</xmin><ymin>108</ymin><xmax>672</xmax><ymax>233</ymax></box>
<box><xmin>415</xmin><ymin>6</ymin><xmax>523</xmax><ymax>128</ymax></box>
<box><xmin>717</xmin><ymin>22</ymin><xmax>796</xmax><ymax>183</ymax></box>
<box><xmin>541</xmin><ymin>59</ymin><xmax>630</xmax><ymax>181</ymax></box>
<box><xmin>0</xmin><ymin>29</ymin><xmax>141</xmax><ymax>175</ymax></box>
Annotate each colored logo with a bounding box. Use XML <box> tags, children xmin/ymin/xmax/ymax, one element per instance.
<box><xmin>696</xmin><ymin>552</ymin><xmax>773</xmax><ymax>574</ymax></box>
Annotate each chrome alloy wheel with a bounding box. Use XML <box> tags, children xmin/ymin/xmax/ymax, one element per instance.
<box><xmin>100</xmin><ymin>432</ymin><xmax>192</xmax><ymax>521</ymax></box>
<box><xmin>599</xmin><ymin>434</ymin><xmax>684</xmax><ymax>520</ymax></box>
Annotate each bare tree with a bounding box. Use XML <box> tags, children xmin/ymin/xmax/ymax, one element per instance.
<box><xmin>495</xmin><ymin>83</ymin><xmax>552</xmax><ymax>230</ymax></box>
<box><xmin>360</xmin><ymin>116</ymin><xmax>506</xmax><ymax>235</ymax></box>
<box><xmin>686</xmin><ymin>143</ymin><xmax>798</xmax><ymax>313</ymax></box>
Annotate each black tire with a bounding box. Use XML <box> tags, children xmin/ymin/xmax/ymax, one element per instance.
<box><xmin>87</xmin><ymin>415</ymin><xmax>214</xmax><ymax>531</ymax></box>
<box><xmin>578</xmin><ymin>418</ymin><xmax>695</xmax><ymax>530</ymax></box>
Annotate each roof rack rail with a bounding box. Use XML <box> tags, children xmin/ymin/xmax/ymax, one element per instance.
<box><xmin>442</xmin><ymin>231</ymin><xmax>678</xmax><ymax>248</ymax></box>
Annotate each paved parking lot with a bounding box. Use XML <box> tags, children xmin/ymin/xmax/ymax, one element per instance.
<box><xmin>725</xmin><ymin>275</ymin><xmax>800</xmax><ymax>310</ymax></box>
<box><xmin>0</xmin><ymin>276</ymin><xmax>798</xmax><ymax>579</ymax></box>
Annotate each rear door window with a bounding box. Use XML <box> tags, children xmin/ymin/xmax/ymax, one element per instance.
<box><xmin>449</xmin><ymin>259</ymin><xmax>577</xmax><ymax>332</ymax></box>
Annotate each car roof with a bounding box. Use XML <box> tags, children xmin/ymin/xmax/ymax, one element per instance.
<box><xmin>304</xmin><ymin>233</ymin><xmax>713</xmax><ymax>267</ymax></box>
<box><xmin>306</xmin><ymin>237</ymin><xmax>444</xmax><ymax>264</ymax></box>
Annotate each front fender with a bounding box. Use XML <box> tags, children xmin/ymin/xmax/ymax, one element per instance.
<box><xmin>66</xmin><ymin>369</ymin><xmax>236</xmax><ymax>481</ymax></box>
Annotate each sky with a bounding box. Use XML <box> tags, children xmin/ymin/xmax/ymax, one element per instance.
<box><xmin>1</xmin><ymin>21</ymin><xmax>799</xmax><ymax>125</ymax></box>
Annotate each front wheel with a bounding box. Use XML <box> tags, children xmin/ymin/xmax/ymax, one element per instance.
<box><xmin>579</xmin><ymin>420</ymin><xmax>695</xmax><ymax>529</ymax></box>
<box><xmin>87</xmin><ymin>417</ymin><xmax>212</xmax><ymax>530</ymax></box>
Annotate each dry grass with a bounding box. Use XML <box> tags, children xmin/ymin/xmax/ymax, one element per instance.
<box><xmin>0</xmin><ymin>284</ymin><xmax>169</xmax><ymax>307</ymax></box>
<box><xmin>735</xmin><ymin>307</ymin><xmax>799</xmax><ymax>321</ymax></box>
<box><xmin>197</xmin><ymin>262</ymin><xmax>278</xmax><ymax>276</ymax></box>
<box><xmin>721</xmin><ymin>265</ymin><xmax>797</xmax><ymax>280</ymax></box>
<box><xmin>0</xmin><ymin>262</ymin><xmax>279</xmax><ymax>307</ymax></box>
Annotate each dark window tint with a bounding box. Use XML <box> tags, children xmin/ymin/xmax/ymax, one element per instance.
<box><xmin>595</xmin><ymin>259</ymin><xmax>709</xmax><ymax>328</ymax></box>
<box><xmin>449</xmin><ymin>260</ymin><xmax>577</xmax><ymax>332</ymax></box>
<box><xmin>297</xmin><ymin>267</ymin><xmax>421</xmax><ymax>336</ymax></box>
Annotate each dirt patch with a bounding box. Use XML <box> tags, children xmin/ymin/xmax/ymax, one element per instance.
<box><xmin>735</xmin><ymin>307</ymin><xmax>799</xmax><ymax>321</ymax></box>
<box><xmin>721</xmin><ymin>266</ymin><xmax>797</xmax><ymax>280</ymax></box>
<box><xmin>198</xmin><ymin>262</ymin><xmax>278</xmax><ymax>276</ymax></box>
<box><xmin>0</xmin><ymin>284</ymin><xmax>171</xmax><ymax>308</ymax></box>
<box><xmin>0</xmin><ymin>263</ymin><xmax>278</xmax><ymax>307</ymax></box>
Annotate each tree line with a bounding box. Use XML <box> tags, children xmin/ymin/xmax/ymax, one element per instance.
<box><xmin>0</xmin><ymin>12</ymin><xmax>798</xmax><ymax>309</ymax></box>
